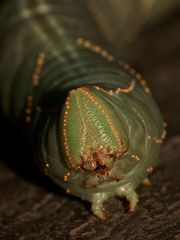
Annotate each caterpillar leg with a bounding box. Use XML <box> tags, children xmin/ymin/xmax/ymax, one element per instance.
<box><xmin>116</xmin><ymin>184</ymin><xmax>139</xmax><ymax>213</ymax></box>
<box><xmin>91</xmin><ymin>193</ymin><xmax>109</xmax><ymax>220</ymax></box>
<box><xmin>126</xmin><ymin>190</ymin><xmax>139</xmax><ymax>213</ymax></box>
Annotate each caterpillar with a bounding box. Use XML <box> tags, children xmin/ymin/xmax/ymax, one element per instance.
<box><xmin>0</xmin><ymin>0</ymin><xmax>166</xmax><ymax>219</ymax></box>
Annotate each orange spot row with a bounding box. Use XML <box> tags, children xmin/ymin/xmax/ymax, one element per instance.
<box><xmin>76</xmin><ymin>37</ymin><xmax>114</xmax><ymax>62</ymax></box>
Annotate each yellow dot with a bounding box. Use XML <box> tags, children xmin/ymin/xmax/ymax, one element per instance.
<box><xmin>77</xmin><ymin>37</ymin><xmax>84</xmax><ymax>45</ymax></box>
<box><xmin>161</xmin><ymin>130</ymin><xmax>167</xmax><ymax>140</ymax></box>
<box><xmin>123</xmin><ymin>63</ymin><xmax>130</xmax><ymax>70</ymax></box>
<box><xmin>27</xmin><ymin>95</ymin><xmax>33</xmax><ymax>101</ymax></box>
<box><xmin>25</xmin><ymin>116</ymin><xmax>31</xmax><ymax>123</ymax></box>
<box><xmin>64</xmin><ymin>175</ymin><xmax>68</xmax><ymax>181</ymax></box>
<box><xmin>145</xmin><ymin>87</ymin><xmax>151</xmax><ymax>94</ymax></box>
<box><xmin>26</xmin><ymin>108</ymin><xmax>32</xmax><ymax>114</ymax></box>
<box><xmin>107</xmin><ymin>55</ymin><xmax>114</xmax><ymax>62</ymax></box>
<box><xmin>135</xmin><ymin>73</ymin><xmax>141</xmax><ymax>80</ymax></box>
<box><xmin>66</xmin><ymin>189</ymin><xmax>71</xmax><ymax>193</ymax></box>
<box><xmin>37</xmin><ymin>55</ymin><xmax>45</xmax><ymax>65</ymax></box>
<box><xmin>84</xmin><ymin>40</ymin><xmax>91</xmax><ymax>48</ymax></box>
<box><xmin>101</xmin><ymin>50</ymin><xmax>108</xmax><ymax>57</ymax></box>
<box><xmin>156</xmin><ymin>139</ymin><xmax>162</xmax><ymax>144</ymax></box>
<box><xmin>147</xmin><ymin>167</ymin><xmax>154</xmax><ymax>173</ymax></box>
<box><xmin>94</xmin><ymin>45</ymin><xmax>101</xmax><ymax>53</ymax></box>
<box><xmin>141</xmin><ymin>80</ymin><xmax>146</xmax><ymax>86</ymax></box>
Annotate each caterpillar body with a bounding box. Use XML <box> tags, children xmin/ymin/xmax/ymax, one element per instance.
<box><xmin>0</xmin><ymin>0</ymin><xmax>166</xmax><ymax>219</ymax></box>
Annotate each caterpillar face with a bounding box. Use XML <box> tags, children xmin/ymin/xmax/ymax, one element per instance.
<box><xmin>62</xmin><ymin>87</ymin><xmax>127</xmax><ymax>169</ymax></box>
<box><xmin>38</xmin><ymin>79</ymin><xmax>165</xmax><ymax>220</ymax></box>
<box><xmin>60</xmin><ymin>86</ymin><xmax>128</xmax><ymax>187</ymax></box>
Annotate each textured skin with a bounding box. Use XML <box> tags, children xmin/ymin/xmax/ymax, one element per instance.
<box><xmin>0</xmin><ymin>0</ymin><xmax>165</xmax><ymax>219</ymax></box>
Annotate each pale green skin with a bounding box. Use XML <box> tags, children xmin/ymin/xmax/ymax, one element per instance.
<box><xmin>0</xmin><ymin>0</ymin><xmax>164</xmax><ymax>219</ymax></box>
<box><xmin>38</xmin><ymin>86</ymin><xmax>163</xmax><ymax>219</ymax></box>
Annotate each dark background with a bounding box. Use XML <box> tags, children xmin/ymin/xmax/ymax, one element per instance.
<box><xmin>0</xmin><ymin>2</ymin><xmax>180</xmax><ymax>240</ymax></box>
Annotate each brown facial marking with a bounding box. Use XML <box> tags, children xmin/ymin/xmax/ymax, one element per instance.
<box><xmin>81</xmin><ymin>146</ymin><xmax>120</xmax><ymax>177</ymax></box>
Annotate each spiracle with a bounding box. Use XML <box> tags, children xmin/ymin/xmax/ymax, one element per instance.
<box><xmin>0</xmin><ymin>0</ymin><xmax>166</xmax><ymax>219</ymax></box>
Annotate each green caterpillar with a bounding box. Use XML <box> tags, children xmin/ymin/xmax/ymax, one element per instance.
<box><xmin>0</xmin><ymin>0</ymin><xmax>166</xmax><ymax>219</ymax></box>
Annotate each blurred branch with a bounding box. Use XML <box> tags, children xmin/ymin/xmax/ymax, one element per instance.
<box><xmin>82</xmin><ymin>0</ymin><xmax>180</xmax><ymax>51</ymax></box>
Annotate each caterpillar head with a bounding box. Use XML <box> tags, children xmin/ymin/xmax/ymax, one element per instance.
<box><xmin>37</xmin><ymin>85</ymin><xmax>163</xmax><ymax>219</ymax></box>
<box><xmin>60</xmin><ymin>86</ymin><xmax>128</xmax><ymax>187</ymax></box>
